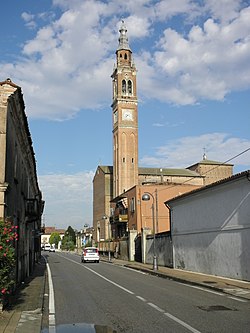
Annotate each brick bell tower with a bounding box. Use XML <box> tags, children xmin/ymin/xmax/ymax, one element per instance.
<box><xmin>111</xmin><ymin>21</ymin><xmax>139</xmax><ymax>197</ymax></box>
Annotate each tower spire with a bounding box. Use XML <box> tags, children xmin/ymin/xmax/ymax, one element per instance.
<box><xmin>117</xmin><ymin>20</ymin><xmax>131</xmax><ymax>51</ymax></box>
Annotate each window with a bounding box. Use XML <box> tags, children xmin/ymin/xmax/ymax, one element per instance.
<box><xmin>123</xmin><ymin>157</ymin><xmax>125</xmax><ymax>162</ymax></box>
<box><xmin>128</xmin><ymin>80</ymin><xmax>132</xmax><ymax>94</ymax></box>
<box><xmin>122</xmin><ymin>80</ymin><xmax>126</xmax><ymax>94</ymax></box>
<box><xmin>124</xmin><ymin>53</ymin><xmax>127</xmax><ymax>60</ymax></box>
<box><xmin>130</xmin><ymin>197</ymin><xmax>135</xmax><ymax>213</ymax></box>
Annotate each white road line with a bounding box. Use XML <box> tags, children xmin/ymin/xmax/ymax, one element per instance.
<box><xmin>62</xmin><ymin>255</ymin><xmax>135</xmax><ymax>295</ymax></box>
<box><xmin>60</xmin><ymin>254</ymin><xmax>203</xmax><ymax>333</ymax></box>
<box><xmin>44</xmin><ymin>257</ymin><xmax>56</xmax><ymax>333</ymax></box>
<box><xmin>147</xmin><ymin>302</ymin><xmax>165</xmax><ymax>313</ymax></box>
<box><xmin>164</xmin><ymin>313</ymin><xmax>202</xmax><ymax>333</ymax></box>
<box><xmin>84</xmin><ymin>265</ymin><xmax>135</xmax><ymax>295</ymax></box>
<box><xmin>228</xmin><ymin>296</ymin><xmax>247</xmax><ymax>303</ymax></box>
<box><xmin>181</xmin><ymin>283</ymin><xmax>224</xmax><ymax>296</ymax></box>
<box><xmin>136</xmin><ymin>296</ymin><xmax>147</xmax><ymax>302</ymax></box>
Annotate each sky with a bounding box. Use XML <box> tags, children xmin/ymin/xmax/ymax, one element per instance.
<box><xmin>1</xmin><ymin>0</ymin><xmax>250</xmax><ymax>231</ymax></box>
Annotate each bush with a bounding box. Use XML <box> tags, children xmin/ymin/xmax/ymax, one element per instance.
<box><xmin>0</xmin><ymin>219</ymin><xmax>18</xmax><ymax>303</ymax></box>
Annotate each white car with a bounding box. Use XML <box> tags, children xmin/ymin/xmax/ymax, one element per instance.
<box><xmin>81</xmin><ymin>247</ymin><xmax>99</xmax><ymax>263</ymax></box>
<box><xmin>49</xmin><ymin>245</ymin><xmax>55</xmax><ymax>252</ymax></box>
<box><xmin>44</xmin><ymin>244</ymin><xmax>51</xmax><ymax>251</ymax></box>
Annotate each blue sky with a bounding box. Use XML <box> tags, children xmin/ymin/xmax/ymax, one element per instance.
<box><xmin>1</xmin><ymin>0</ymin><xmax>250</xmax><ymax>230</ymax></box>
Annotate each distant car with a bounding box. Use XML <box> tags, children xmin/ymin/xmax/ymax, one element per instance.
<box><xmin>81</xmin><ymin>247</ymin><xmax>99</xmax><ymax>263</ymax></box>
<box><xmin>49</xmin><ymin>245</ymin><xmax>55</xmax><ymax>252</ymax></box>
<box><xmin>44</xmin><ymin>244</ymin><xmax>51</xmax><ymax>251</ymax></box>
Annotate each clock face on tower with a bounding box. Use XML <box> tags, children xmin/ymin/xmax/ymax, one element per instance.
<box><xmin>122</xmin><ymin>109</ymin><xmax>133</xmax><ymax>121</ymax></box>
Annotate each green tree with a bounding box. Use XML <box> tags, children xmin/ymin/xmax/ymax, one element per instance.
<box><xmin>67</xmin><ymin>226</ymin><xmax>76</xmax><ymax>244</ymax></box>
<box><xmin>49</xmin><ymin>232</ymin><xmax>61</xmax><ymax>248</ymax></box>
<box><xmin>61</xmin><ymin>226</ymin><xmax>76</xmax><ymax>251</ymax></box>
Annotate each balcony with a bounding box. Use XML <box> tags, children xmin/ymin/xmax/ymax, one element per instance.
<box><xmin>111</xmin><ymin>209</ymin><xmax>128</xmax><ymax>224</ymax></box>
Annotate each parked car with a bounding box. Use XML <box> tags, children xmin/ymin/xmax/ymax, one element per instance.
<box><xmin>81</xmin><ymin>247</ymin><xmax>99</xmax><ymax>263</ymax></box>
<box><xmin>49</xmin><ymin>245</ymin><xmax>55</xmax><ymax>252</ymax></box>
<box><xmin>44</xmin><ymin>244</ymin><xmax>51</xmax><ymax>251</ymax></box>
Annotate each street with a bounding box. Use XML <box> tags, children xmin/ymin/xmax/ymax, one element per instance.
<box><xmin>41</xmin><ymin>252</ymin><xmax>250</xmax><ymax>333</ymax></box>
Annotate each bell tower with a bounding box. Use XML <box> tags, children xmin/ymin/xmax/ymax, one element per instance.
<box><xmin>111</xmin><ymin>21</ymin><xmax>138</xmax><ymax>197</ymax></box>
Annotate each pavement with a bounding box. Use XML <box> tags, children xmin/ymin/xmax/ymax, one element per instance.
<box><xmin>1</xmin><ymin>254</ymin><xmax>250</xmax><ymax>333</ymax></box>
<box><xmin>0</xmin><ymin>256</ymin><xmax>46</xmax><ymax>333</ymax></box>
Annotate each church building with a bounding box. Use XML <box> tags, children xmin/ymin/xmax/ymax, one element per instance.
<box><xmin>92</xmin><ymin>23</ymin><xmax>233</xmax><ymax>244</ymax></box>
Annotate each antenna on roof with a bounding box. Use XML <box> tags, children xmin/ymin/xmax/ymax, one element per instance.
<box><xmin>203</xmin><ymin>147</ymin><xmax>207</xmax><ymax>160</ymax></box>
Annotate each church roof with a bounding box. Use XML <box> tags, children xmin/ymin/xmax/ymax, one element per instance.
<box><xmin>139</xmin><ymin>167</ymin><xmax>201</xmax><ymax>177</ymax></box>
<box><xmin>97</xmin><ymin>165</ymin><xmax>201</xmax><ymax>177</ymax></box>
<box><xmin>98</xmin><ymin>165</ymin><xmax>113</xmax><ymax>174</ymax></box>
<box><xmin>188</xmin><ymin>159</ymin><xmax>233</xmax><ymax>169</ymax></box>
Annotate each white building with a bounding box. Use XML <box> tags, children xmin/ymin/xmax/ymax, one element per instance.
<box><xmin>166</xmin><ymin>170</ymin><xmax>250</xmax><ymax>281</ymax></box>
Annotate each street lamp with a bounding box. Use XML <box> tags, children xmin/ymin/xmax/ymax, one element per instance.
<box><xmin>102</xmin><ymin>215</ymin><xmax>111</xmax><ymax>262</ymax></box>
<box><xmin>142</xmin><ymin>191</ymin><xmax>158</xmax><ymax>271</ymax></box>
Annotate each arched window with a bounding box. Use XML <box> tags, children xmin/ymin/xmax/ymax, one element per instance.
<box><xmin>124</xmin><ymin>53</ymin><xmax>127</xmax><ymax>60</ymax></box>
<box><xmin>122</xmin><ymin>80</ymin><xmax>126</xmax><ymax>94</ymax></box>
<box><xmin>128</xmin><ymin>80</ymin><xmax>132</xmax><ymax>94</ymax></box>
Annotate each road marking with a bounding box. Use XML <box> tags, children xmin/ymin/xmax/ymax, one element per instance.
<box><xmin>60</xmin><ymin>254</ymin><xmax>202</xmax><ymax>333</ymax></box>
<box><xmin>136</xmin><ymin>296</ymin><xmax>147</xmax><ymax>302</ymax></box>
<box><xmin>148</xmin><ymin>302</ymin><xmax>165</xmax><ymax>313</ymax></box>
<box><xmin>181</xmin><ymin>283</ymin><xmax>224</xmax><ymax>296</ymax></box>
<box><xmin>84</xmin><ymin>265</ymin><xmax>135</xmax><ymax>295</ymax></box>
<box><xmin>182</xmin><ymin>282</ymin><xmax>249</xmax><ymax>302</ymax></box>
<box><xmin>44</xmin><ymin>256</ymin><xmax>56</xmax><ymax>333</ymax></box>
<box><xmin>228</xmin><ymin>296</ymin><xmax>247</xmax><ymax>303</ymax></box>
<box><xmin>164</xmin><ymin>312</ymin><xmax>201</xmax><ymax>333</ymax></box>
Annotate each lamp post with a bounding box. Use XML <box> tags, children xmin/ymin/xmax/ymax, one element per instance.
<box><xmin>102</xmin><ymin>215</ymin><xmax>111</xmax><ymax>262</ymax></box>
<box><xmin>142</xmin><ymin>191</ymin><xmax>158</xmax><ymax>271</ymax></box>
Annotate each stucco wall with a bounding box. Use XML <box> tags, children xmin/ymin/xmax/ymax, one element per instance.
<box><xmin>146</xmin><ymin>232</ymin><xmax>173</xmax><ymax>267</ymax></box>
<box><xmin>170</xmin><ymin>175</ymin><xmax>250</xmax><ymax>281</ymax></box>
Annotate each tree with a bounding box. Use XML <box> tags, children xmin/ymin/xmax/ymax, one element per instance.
<box><xmin>61</xmin><ymin>226</ymin><xmax>76</xmax><ymax>251</ymax></box>
<box><xmin>66</xmin><ymin>226</ymin><xmax>76</xmax><ymax>244</ymax></box>
<box><xmin>49</xmin><ymin>232</ymin><xmax>61</xmax><ymax>248</ymax></box>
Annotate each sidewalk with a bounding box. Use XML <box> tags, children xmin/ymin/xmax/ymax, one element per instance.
<box><xmin>0</xmin><ymin>257</ymin><xmax>46</xmax><ymax>333</ymax></box>
<box><xmin>102</xmin><ymin>256</ymin><xmax>250</xmax><ymax>301</ymax></box>
<box><xmin>1</xmin><ymin>255</ymin><xmax>249</xmax><ymax>333</ymax></box>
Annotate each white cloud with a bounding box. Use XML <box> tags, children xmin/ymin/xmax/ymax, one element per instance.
<box><xmin>1</xmin><ymin>1</ymin><xmax>250</xmax><ymax>119</ymax></box>
<box><xmin>139</xmin><ymin>133</ymin><xmax>250</xmax><ymax>170</ymax></box>
<box><xmin>21</xmin><ymin>12</ymin><xmax>36</xmax><ymax>29</ymax></box>
<box><xmin>154</xmin><ymin>0</ymin><xmax>201</xmax><ymax>21</ymax></box>
<box><xmin>204</xmin><ymin>0</ymin><xmax>242</xmax><ymax>24</ymax></box>
<box><xmin>39</xmin><ymin>170</ymin><xmax>95</xmax><ymax>229</ymax></box>
<box><xmin>138</xmin><ymin>5</ymin><xmax>250</xmax><ymax>105</ymax></box>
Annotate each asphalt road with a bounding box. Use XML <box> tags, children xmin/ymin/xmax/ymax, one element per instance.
<box><xmin>42</xmin><ymin>252</ymin><xmax>250</xmax><ymax>333</ymax></box>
